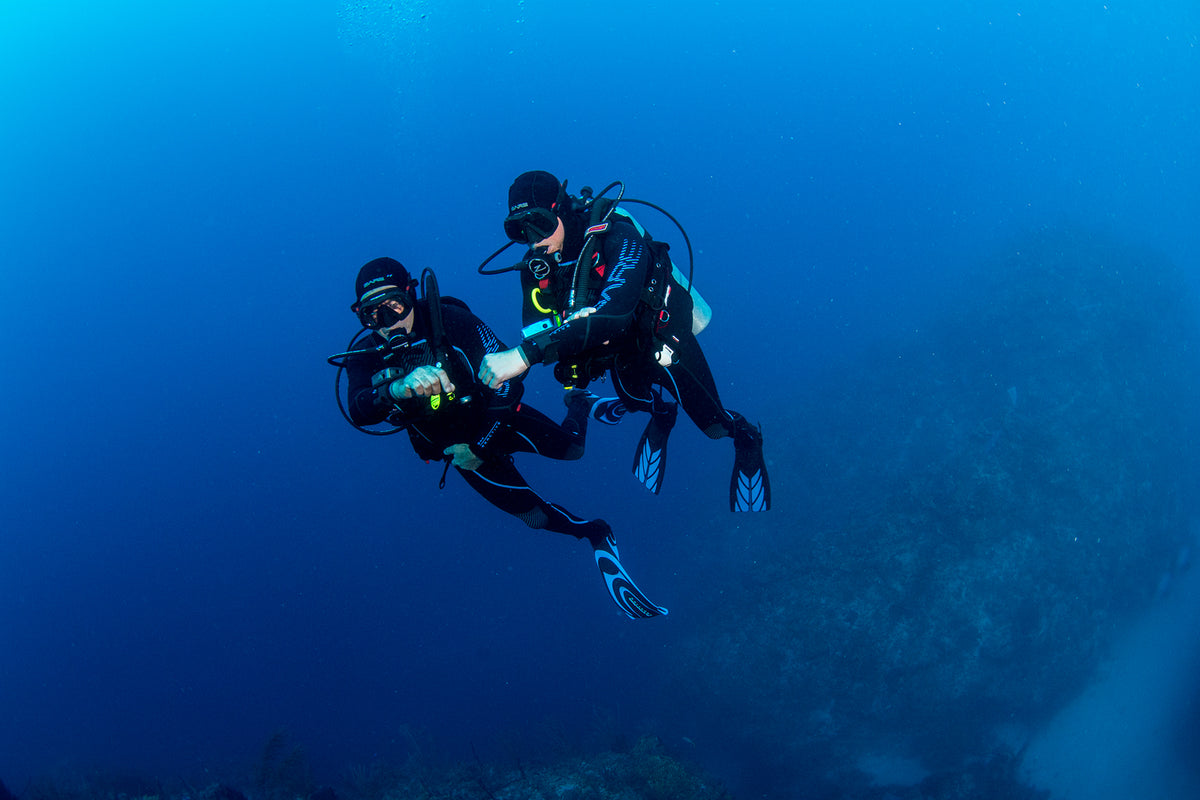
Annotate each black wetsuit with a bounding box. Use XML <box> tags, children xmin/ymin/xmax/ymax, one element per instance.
<box><xmin>518</xmin><ymin>212</ymin><xmax>753</xmax><ymax>440</ymax></box>
<box><xmin>346</xmin><ymin>299</ymin><xmax>608</xmax><ymax>543</ymax></box>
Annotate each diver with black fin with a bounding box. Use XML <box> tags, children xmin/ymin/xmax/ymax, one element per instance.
<box><xmin>329</xmin><ymin>257</ymin><xmax>667</xmax><ymax>619</ymax></box>
<box><xmin>478</xmin><ymin>170</ymin><xmax>771</xmax><ymax>513</ymax></box>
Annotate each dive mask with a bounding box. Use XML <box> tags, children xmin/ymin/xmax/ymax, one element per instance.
<box><xmin>504</xmin><ymin>206</ymin><xmax>559</xmax><ymax>245</ymax></box>
<box><xmin>352</xmin><ymin>288</ymin><xmax>411</xmax><ymax>329</ymax></box>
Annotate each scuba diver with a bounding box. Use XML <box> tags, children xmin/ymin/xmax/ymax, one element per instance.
<box><xmin>329</xmin><ymin>257</ymin><xmax>667</xmax><ymax>619</ymax></box>
<box><xmin>478</xmin><ymin>171</ymin><xmax>771</xmax><ymax>512</ymax></box>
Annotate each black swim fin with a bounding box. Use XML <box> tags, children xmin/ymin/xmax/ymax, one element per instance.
<box><xmin>632</xmin><ymin>402</ymin><xmax>677</xmax><ymax>495</ymax></box>
<box><xmin>562</xmin><ymin>389</ymin><xmax>597</xmax><ymax>439</ymax></box>
<box><xmin>591</xmin><ymin>533</ymin><xmax>668</xmax><ymax>619</ymax></box>
<box><xmin>730</xmin><ymin>419</ymin><xmax>771</xmax><ymax>512</ymax></box>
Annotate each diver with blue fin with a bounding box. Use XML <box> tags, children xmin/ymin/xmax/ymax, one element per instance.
<box><xmin>478</xmin><ymin>171</ymin><xmax>771</xmax><ymax>513</ymax></box>
<box><xmin>328</xmin><ymin>257</ymin><xmax>666</xmax><ymax>619</ymax></box>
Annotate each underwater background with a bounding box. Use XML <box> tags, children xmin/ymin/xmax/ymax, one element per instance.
<box><xmin>2</xmin><ymin>1</ymin><xmax>1198</xmax><ymax>798</ymax></box>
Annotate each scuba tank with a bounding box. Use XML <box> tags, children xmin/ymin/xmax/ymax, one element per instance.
<box><xmin>605</xmin><ymin>203</ymin><xmax>712</xmax><ymax>336</ymax></box>
<box><xmin>568</xmin><ymin>182</ymin><xmax>711</xmax><ymax>336</ymax></box>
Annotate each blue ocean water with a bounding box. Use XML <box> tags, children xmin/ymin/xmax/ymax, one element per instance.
<box><xmin>1</xmin><ymin>0</ymin><xmax>1197</xmax><ymax>795</ymax></box>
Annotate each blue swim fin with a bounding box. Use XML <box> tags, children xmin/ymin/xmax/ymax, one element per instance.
<box><xmin>592</xmin><ymin>534</ymin><xmax>668</xmax><ymax>619</ymax></box>
<box><xmin>730</xmin><ymin>419</ymin><xmax>771</xmax><ymax>512</ymax></box>
<box><xmin>632</xmin><ymin>403</ymin><xmax>677</xmax><ymax>495</ymax></box>
<box><xmin>590</xmin><ymin>396</ymin><xmax>627</xmax><ymax>426</ymax></box>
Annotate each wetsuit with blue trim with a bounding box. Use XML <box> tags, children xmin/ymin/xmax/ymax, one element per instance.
<box><xmin>517</xmin><ymin>212</ymin><xmax>770</xmax><ymax>511</ymax></box>
<box><xmin>346</xmin><ymin>299</ymin><xmax>610</xmax><ymax>542</ymax></box>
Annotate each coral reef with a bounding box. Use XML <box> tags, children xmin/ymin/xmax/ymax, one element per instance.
<box><xmin>674</xmin><ymin>227</ymin><xmax>1200</xmax><ymax>791</ymax></box>
<box><xmin>7</xmin><ymin>737</ymin><xmax>726</xmax><ymax>800</ymax></box>
<box><xmin>370</xmin><ymin>735</ymin><xmax>728</xmax><ymax>800</ymax></box>
<box><xmin>24</xmin><ymin>770</ymin><xmax>164</xmax><ymax>800</ymax></box>
<box><xmin>256</xmin><ymin>730</ymin><xmax>314</xmax><ymax>800</ymax></box>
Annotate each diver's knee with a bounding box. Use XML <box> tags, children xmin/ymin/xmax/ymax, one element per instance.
<box><xmin>702</xmin><ymin>423</ymin><xmax>728</xmax><ymax>440</ymax></box>
<box><xmin>705</xmin><ymin>411</ymin><xmax>754</xmax><ymax>440</ymax></box>
<box><xmin>515</xmin><ymin>507</ymin><xmax>551</xmax><ymax>530</ymax></box>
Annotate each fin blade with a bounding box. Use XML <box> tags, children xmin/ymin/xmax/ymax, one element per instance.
<box><xmin>635</xmin><ymin>441</ymin><xmax>664</xmax><ymax>493</ymax></box>
<box><xmin>594</xmin><ymin>538</ymin><xmax>668</xmax><ymax>619</ymax></box>
<box><xmin>734</xmin><ymin>468</ymin><xmax>769</xmax><ymax>512</ymax></box>
<box><xmin>730</xmin><ymin>423</ymin><xmax>772</xmax><ymax>512</ymax></box>
<box><xmin>631</xmin><ymin>406</ymin><xmax>677</xmax><ymax>495</ymax></box>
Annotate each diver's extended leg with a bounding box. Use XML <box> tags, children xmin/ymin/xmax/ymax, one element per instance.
<box><xmin>636</xmin><ymin>331</ymin><xmax>772</xmax><ymax>511</ymax></box>
<box><xmin>460</xmin><ymin>462</ymin><xmax>665</xmax><ymax>618</ymax></box>
<box><xmin>503</xmin><ymin>403</ymin><xmax>586</xmax><ymax>461</ymax></box>
<box><xmin>460</xmin><ymin>457</ymin><xmax>608</xmax><ymax>540</ymax></box>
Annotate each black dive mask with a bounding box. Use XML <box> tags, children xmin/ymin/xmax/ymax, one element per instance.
<box><xmin>504</xmin><ymin>207</ymin><xmax>559</xmax><ymax>245</ymax></box>
<box><xmin>352</xmin><ymin>288</ymin><xmax>411</xmax><ymax>329</ymax></box>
